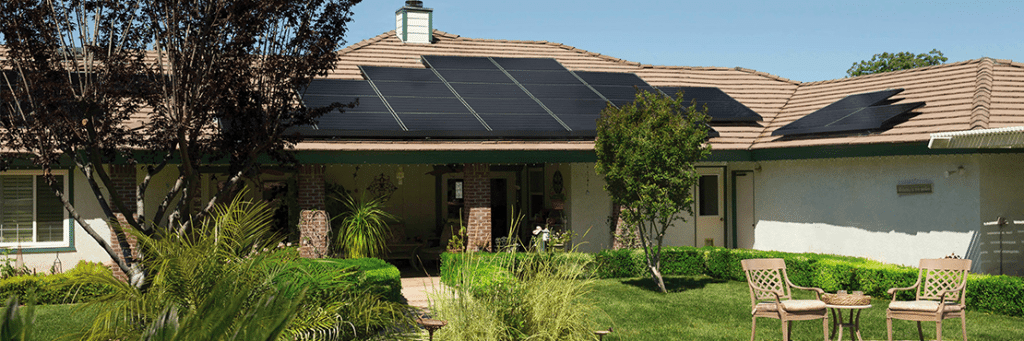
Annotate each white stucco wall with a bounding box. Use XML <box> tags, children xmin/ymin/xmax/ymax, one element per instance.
<box><xmin>752</xmin><ymin>155</ymin><xmax>981</xmax><ymax>267</ymax></box>
<box><xmin>568</xmin><ymin>163</ymin><xmax>612</xmax><ymax>253</ymax></box>
<box><xmin>977</xmin><ymin>153</ymin><xmax>1024</xmax><ymax>275</ymax></box>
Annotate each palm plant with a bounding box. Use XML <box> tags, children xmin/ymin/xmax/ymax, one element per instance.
<box><xmin>67</xmin><ymin>191</ymin><xmax>301</xmax><ymax>341</ymax></box>
<box><xmin>330</xmin><ymin>193</ymin><xmax>395</xmax><ymax>259</ymax></box>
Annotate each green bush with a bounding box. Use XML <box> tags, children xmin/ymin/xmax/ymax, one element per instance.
<box><xmin>593</xmin><ymin>246</ymin><xmax>1024</xmax><ymax>318</ymax></box>
<box><xmin>284</xmin><ymin>257</ymin><xmax>402</xmax><ymax>303</ymax></box>
<box><xmin>0</xmin><ymin>261</ymin><xmax>114</xmax><ymax>305</ymax></box>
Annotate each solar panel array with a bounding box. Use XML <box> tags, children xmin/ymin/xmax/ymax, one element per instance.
<box><xmin>297</xmin><ymin>56</ymin><xmax>755</xmax><ymax>138</ymax></box>
<box><xmin>658</xmin><ymin>87</ymin><xmax>762</xmax><ymax>123</ymax></box>
<box><xmin>771</xmin><ymin>89</ymin><xmax>925</xmax><ymax>136</ymax></box>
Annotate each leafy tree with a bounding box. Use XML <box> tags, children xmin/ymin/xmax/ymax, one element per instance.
<box><xmin>0</xmin><ymin>0</ymin><xmax>359</xmax><ymax>283</ymax></box>
<box><xmin>595</xmin><ymin>90</ymin><xmax>711</xmax><ymax>293</ymax></box>
<box><xmin>847</xmin><ymin>49</ymin><xmax>948</xmax><ymax>77</ymax></box>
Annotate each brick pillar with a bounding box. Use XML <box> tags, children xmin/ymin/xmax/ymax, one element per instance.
<box><xmin>299</xmin><ymin>210</ymin><xmax>330</xmax><ymax>258</ymax></box>
<box><xmin>107</xmin><ymin>165</ymin><xmax>140</xmax><ymax>281</ymax></box>
<box><xmin>463</xmin><ymin>163</ymin><xmax>491</xmax><ymax>251</ymax></box>
<box><xmin>297</xmin><ymin>164</ymin><xmax>328</xmax><ymax>258</ymax></box>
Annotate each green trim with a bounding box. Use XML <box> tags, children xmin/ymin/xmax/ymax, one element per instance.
<box><xmin>401</xmin><ymin>10</ymin><xmax>408</xmax><ymax>42</ymax></box>
<box><xmin>427</xmin><ymin>11</ymin><xmax>433</xmax><ymax>42</ymax></box>
<box><xmin>66</xmin><ymin>165</ymin><xmax>75</xmax><ymax>252</ymax></box>
<box><xmin>729</xmin><ymin>170</ymin><xmax>739</xmax><ymax>249</ymax></box>
<box><xmin>296</xmin><ymin>150</ymin><xmax>596</xmax><ymax>164</ymax></box>
<box><xmin>747</xmin><ymin>142</ymin><xmax>1019</xmax><ymax>161</ymax></box>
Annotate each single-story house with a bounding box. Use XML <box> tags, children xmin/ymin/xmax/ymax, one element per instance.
<box><xmin>3</xmin><ymin>1</ymin><xmax>1022</xmax><ymax>276</ymax></box>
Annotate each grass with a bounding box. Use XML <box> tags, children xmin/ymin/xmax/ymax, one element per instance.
<box><xmin>589</xmin><ymin>275</ymin><xmax>1024</xmax><ymax>341</ymax></box>
<box><xmin>32</xmin><ymin>303</ymin><xmax>102</xmax><ymax>341</ymax></box>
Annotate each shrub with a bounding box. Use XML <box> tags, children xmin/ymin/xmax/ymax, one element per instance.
<box><xmin>0</xmin><ymin>261</ymin><xmax>114</xmax><ymax>305</ymax></box>
<box><xmin>283</xmin><ymin>257</ymin><xmax>403</xmax><ymax>304</ymax></box>
<box><xmin>594</xmin><ymin>246</ymin><xmax>1024</xmax><ymax>317</ymax></box>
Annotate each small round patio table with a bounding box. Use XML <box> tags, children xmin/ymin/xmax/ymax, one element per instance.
<box><xmin>825</xmin><ymin>303</ymin><xmax>871</xmax><ymax>341</ymax></box>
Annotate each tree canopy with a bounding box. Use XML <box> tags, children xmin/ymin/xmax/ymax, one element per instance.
<box><xmin>595</xmin><ymin>89</ymin><xmax>711</xmax><ymax>293</ymax></box>
<box><xmin>847</xmin><ymin>49</ymin><xmax>948</xmax><ymax>77</ymax></box>
<box><xmin>0</xmin><ymin>0</ymin><xmax>360</xmax><ymax>282</ymax></box>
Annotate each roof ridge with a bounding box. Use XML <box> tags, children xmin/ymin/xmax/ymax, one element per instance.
<box><xmin>338</xmin><ymin>30</ymin><xmax>396</xmax><ymax>54</ymax></box>
<box><xmin>801</xmin><ymin>58</ymin><xmax>984</xmax><ymax>86</ymax></box>
<box><xmin>969</xmin><ymin>57</ymin><xmax>994</xmax><ymax>130</ymax></box>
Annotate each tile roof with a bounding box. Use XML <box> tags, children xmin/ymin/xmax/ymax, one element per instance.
<box><xmin>308</xmin><ymin>30</ymin><xmax>1024</xmax><ymax>153</ymax></box>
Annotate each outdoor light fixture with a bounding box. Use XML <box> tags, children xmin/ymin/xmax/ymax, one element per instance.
<box><xmin>945</xmin><ymin>165</ymin><xmax>966</xmax><ymax>178</ymax></box>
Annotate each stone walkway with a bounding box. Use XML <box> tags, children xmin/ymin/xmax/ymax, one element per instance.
<box><xmin>401</xmin><ymin>274</ymin><xmax>445</xmax><ymax>310</ymax></box>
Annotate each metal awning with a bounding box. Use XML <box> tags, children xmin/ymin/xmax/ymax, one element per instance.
<box><xmin>928</xmin><ymin>126</ymin><xmax>1024</xmax><ymax>149</ymax></box>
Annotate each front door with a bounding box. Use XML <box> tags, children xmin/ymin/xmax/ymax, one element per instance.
<box><xmin>695</xmin><ymin>168</ymin><xmax>725</xmax><ymax>247</ymax></box>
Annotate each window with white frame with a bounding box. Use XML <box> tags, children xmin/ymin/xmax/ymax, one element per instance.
<box><xmin>0</xmin><ymin>171</ymin><xmax>69</xmax><ymax>248</ymax></box>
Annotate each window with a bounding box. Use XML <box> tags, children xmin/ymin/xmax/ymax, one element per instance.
<box><xmin>0</xmin><ymin>171</ymin><xmax>69</xmax><ymax>248</ymax></box>
<box><xmin>698</xmin><ymin>175</ymin><xmax>719</xmax><ymax>216</ymax></box>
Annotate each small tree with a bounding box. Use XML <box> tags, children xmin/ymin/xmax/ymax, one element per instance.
<box><xmin>595</xmin><ymin>90</ymin><xmax>711</xmax><ymax>293</ymax></box>
<box><xmin>847</xmin><ymin>49</ymin><xmax>948</xmax><ymax>77</ymax></box>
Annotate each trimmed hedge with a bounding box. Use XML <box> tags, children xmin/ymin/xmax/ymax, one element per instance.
<box><xmin>284</xmin><ymin>257</ymin><xmax>402</xmax><ymax>303</ymax></box>
<box><xmin>0</xmin><ymin>261</ymin><xmax>115</xmax><ymax>305</ymax></box>
<box><xmin>594</xmin><ymin>246</ymin><xmax>1024</xmax><ymax>317</ymax></box>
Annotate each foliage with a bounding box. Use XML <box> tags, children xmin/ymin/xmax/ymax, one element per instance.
<box><xmin>594</xmin><ymin>246</ymin><xmax>1024</xmax><ymax>317</ymax></box>
<box><xmin>847</xmin><ymin>49</ymin><xmax>948</xmax><ymax>77</ymax></box>
<box><xmin>0</xmin><ymin>296</ymin><xmax>34</xmax><ymax>341</ymax></box>
<box><xmin>0</xmin><ymin>261</ymin><xmax>115</xmax><ymax>305</ymax></box>
<box><xmin>433</xmin><ymin>251</ymin><xmax>600</xmax><ymax>341</ymax></box>
<box><xmin>595</xmin><ymin>89</ymin><xmax>712</xmax><ymax>293</ymax></box>
<box><xmin>281</xmin><ymin>257</ymin><xmax>404</xmax><ymax>304</ymax></box>
<box><xmin>330</xmin><ymin>193</ymin><xmax>396</xmax><ymax>259</ymax></box>
<box><xmin>0</xmin><ymin>0</ymin><xmax>360</xmax><ymax>280</ymax></box>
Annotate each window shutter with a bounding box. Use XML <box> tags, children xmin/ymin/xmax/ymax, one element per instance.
<box><xmin>1</xmin><ymin>176</ymin><xmax>34</xmax><ymax>242</ymax></box>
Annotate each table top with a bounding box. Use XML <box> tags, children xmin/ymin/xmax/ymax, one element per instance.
<box><xmin>825</xmin><ymin>304</ymin><xmax>871</xmax><ymax>309</ymax></box>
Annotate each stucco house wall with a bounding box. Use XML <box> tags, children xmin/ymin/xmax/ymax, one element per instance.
<box><xmin>752</xmin><ymin>154</ymin><xmax>981</xmax><ymax>267</ymax></box>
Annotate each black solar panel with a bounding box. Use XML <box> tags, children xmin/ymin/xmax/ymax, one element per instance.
<box><xmin>590</xmin><ymin>85</ymin><xmax>656</xmax><ymax>101</ymax></box>
<box><xmin>541</xmin><ymin>99</ymin><xmax>610</xmax><ymax>115</ymax></box>
<box><xmin>524</xmin><ymin>84</ymin><xmax>603</xmax><ymax>100</ymax></box>
<box><xmin>436</xmin><ymin>70</ymin><xmax>514</xmax><ymax>83</ymax></box>
<box><xmin>388</xmin><ymin>97</ymin><xmax>470</xmax><ymax>113</ymax></box>
<box><xmin>574</xmin><ymin>71</ymin><xmax>649</xmax><ymax>87</ymax></box>
<box><xmin>361</xmin><ymin>66</ymin><xmax>440</xmax><ymax>82</ymax></box>
<box><xmin>450</xmin><ymin>83</ymin><xmax>530</xmax><ymax>98</ymax></box>
<box><xmin>316</xmin><ymin>112</ymin><xmax>403</xmax><ymax>131</ymax></box>
<box><xmin>771</xmin><ymin>89</ymin><xmax>925</xmax><ymax>136</ymax></box>
<box><xmin>657</xmin><ymin>86</ymin><xmax>763</xmax><ymax>123</ymax></box>
<box><xmin>398</xmin><ymin>113</ymin><xmax>488</xmax><ymax>131</ymax></box>
<box><xmin>373</xmin><ymin>81</ymin><xmax>454</xmax><ymax>98</ymax></box>
<box><xmin>422</xmin><ymin>56</ymin><xmax>498</xmax><ymax>70</ymax></box>
<box><xmin>492</xmin><ymin>57</ymin><xmax>565</xmax><ymax>70</ymax></box>
<box><xmin>463</xmin><ymin>98</ymin><xmax>546</xmax><ymax>114</ymax></box>
<box><xmin>507</xmin><ymin>71</ymin><xmax>583</xmax><ymax>85</ymax></box>
<box><xmin>302</xmin><ymin>95</ymin><xmax>389</xmax><ymax>113</ymax></box>
<box><xmin>477</xmin><ymin>114</ymin><xmax>566</xmax><ymax>131</ymax></box>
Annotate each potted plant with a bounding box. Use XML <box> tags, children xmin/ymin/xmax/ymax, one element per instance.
<box><xmin>549</xmin><ymin>192</ymin><xmax>566</xmax><ymax>210</ymax></box>
<box><xmin>331</xmin><ymin>193</ymin><xmax>396</xmax><ymax>258</ymax></box>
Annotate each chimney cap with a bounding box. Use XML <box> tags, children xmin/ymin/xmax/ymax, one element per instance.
<box><xmin>405</xmin><ymin>0</ymin><xmax>423</xmax><ymax>8</ymax></box>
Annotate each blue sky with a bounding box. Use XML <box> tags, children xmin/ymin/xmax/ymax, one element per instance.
<box><xmin>345</xmin><ymin>0</ymin><xmax>1024</xmax><ymax>83</ymax></box>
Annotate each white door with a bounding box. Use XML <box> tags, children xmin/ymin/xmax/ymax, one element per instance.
<box><xmin>695</xmin><ymin>168</ymin><xmax>725</xmax><ymax>247</ymax></box>
<box><xmin>735</xmin><ymin>171</ymin><xmax>755</xmax><ymax>249</ymax></box>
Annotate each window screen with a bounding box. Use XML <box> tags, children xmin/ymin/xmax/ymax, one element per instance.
<box><xmin>698</xmin><ymin>175</ymin><xmax>719</xmax><ymax>216</ymax></box>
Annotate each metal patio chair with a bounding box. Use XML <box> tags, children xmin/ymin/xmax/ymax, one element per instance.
<box><xmin>886</xmin><ymin>258</ymin><xmax>971</xmax><ymax>341</ymax></box>
<box><xmin>741</xmin><ymin>258</ymin><xmax>828</xmax><ymax>341</ymax></box>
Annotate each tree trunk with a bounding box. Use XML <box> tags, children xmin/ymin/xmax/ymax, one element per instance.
<box><xmin>648</xmin><ymin>263</ymin><xmax>667</xmax><ymax>293</ymax></box>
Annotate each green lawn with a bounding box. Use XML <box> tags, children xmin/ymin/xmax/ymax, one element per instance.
<box><xmin>589</xmin><ymin>276</ymin><xmax>1024</xmax><ymax>341</ymax></box>
<box><xmin>32</xmin><ymin>304</ymin><xmax>102</xmax><ymax>341</ymax></box>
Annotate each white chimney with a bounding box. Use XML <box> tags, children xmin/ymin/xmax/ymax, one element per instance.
<box><xmin>396</xmin><ymin>1</ymin><xmax>433</xmax><ymax>44</ymax></box>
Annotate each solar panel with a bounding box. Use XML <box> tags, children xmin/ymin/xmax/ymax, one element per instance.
<box><xmin>507</xmin><ymin>71</ymin><xmax>583</xmax><ymax>85</ymax></box>
<box><xmin>657</xmin><ymin>86</ymin><xmax>763</xmax><ymax>122</ymax></box>
<box><xmin>771</xmin><ymin>89</ymin><xmax>925</xmax><ymax>136</ymax></box>
<box><xmin>373</xmin><ymin>81</ymin><xmax>454</xmax><ymax>98</ymax></box>
<box><xmin>302</xmin><ymin>95</ymin><xmax>389</xmax><ymax>113</ymax></box>
<box><xmin>492</xmin><ymin>57</ymin><xmax>565</xmax><ymax>70</ymax></box>
<box><xmin>541</xmin><ymin>99</ymin><xmax>610</xmax><ymax>115</ymax></box>
<box><xmin>361</xmin><ymin>66</ymin><xmax>440</xmax><ymax>82</ymax></box>
<box><xmin>316</xmin><ymin>112</ymin><xmax>403</xmax><ymax>131</ymax></box>
<box><xmin>477</xmin><ymin>114</ymin><xmax>567</xmax><ymax>131</ymax></box>
<box><xmin>422</xmin><ymin>56</ymin><xmax>498</xmax><ymax>70</ymax></box>
<box><xmin>463</xmin><ymin>98</ymin><xmax>546</xmax><ymax>114</ymax></box>
<box><xmin>436</xmin><ymin>70</ymin><xmax>514</xmax><ymax>83</ymax></box>
<box><xmin>573</xmin><ymin>71</ymin><xmax>649</xmax><ymax>87</ymax></box>
<box><xmin>450</xmin><ymin>83</ymin><xmax>530</xmax><ymax>98</ymax></box>
<box><xmin>590</xmin><ymin>85</ymin><xmax>656</xmax><ymax>101</ymax></box>
<box><xmin>398</xmin><ymin>113</ymin><xmax>488</xmax><ymax>131</ymax></box>
<box><xmin>524</xmin><ymin>84</ymin><xmax>603</xmax><ymax>100</ymax></box>
<box><xmin>387</xmin><ymin>97</ymin><xmax>470</xmax><ymax>113</ymax></box>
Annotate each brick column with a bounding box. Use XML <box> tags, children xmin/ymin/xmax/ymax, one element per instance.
<box><xmin>107</xmin><ymin>165</ymin><xmax>140</xmax><ymax>281</ymax></box>
<box><xmin>463</xmin><ymin>163</ymin><xmax>491</xmax><ymax>251</ymax></box>
<box><xmin>299</xmin><ymin>210</ymin><xmax>330</xmax><ymax>258</ymax></box>
<box><xmin>297</xmin><ymin>164</ymin><xmax>328</xmax><ymax>258</ymax></box>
